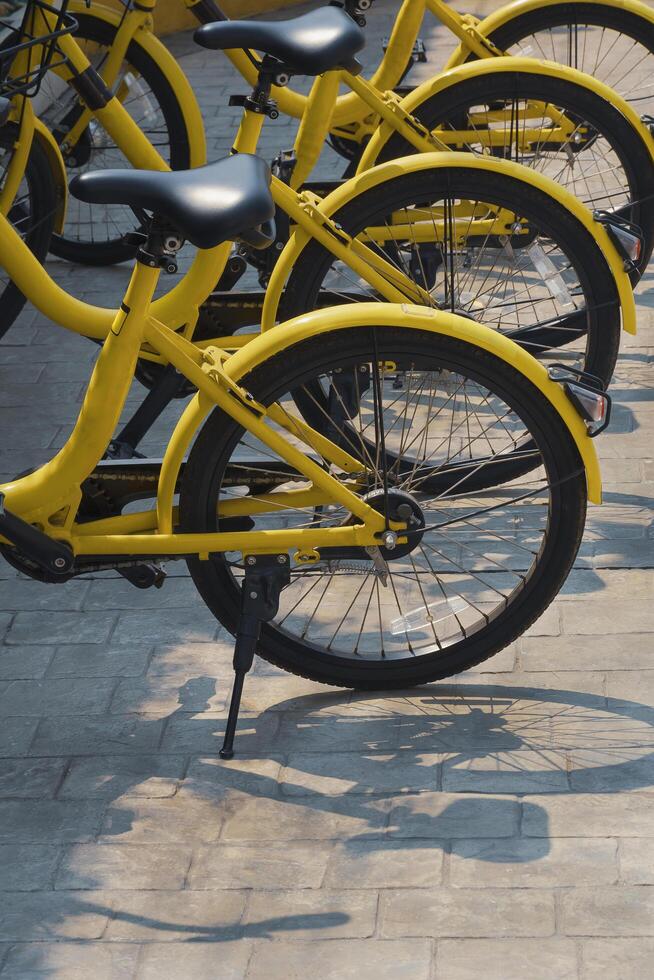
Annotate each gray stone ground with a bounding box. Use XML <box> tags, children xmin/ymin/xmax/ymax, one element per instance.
<box><xmin>1</xmin><ymin>1</ymin><xmax>654</xmax><ymax>977</ymax></box>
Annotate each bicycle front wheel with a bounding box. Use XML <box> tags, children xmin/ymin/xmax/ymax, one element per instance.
<box><xmin>180</xmin><ymin>325</ymin><xmax>588</xmax><ymax>688</ymax></box>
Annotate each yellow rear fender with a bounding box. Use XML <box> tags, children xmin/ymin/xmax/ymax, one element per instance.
<box><xmin>68</xmin><ymin>1</ymin><xmax>206</xmax><ymax>166</ymax></box>
<box><xmin>261</xmin><ymin>152</ymin><xmax>635</xmax><ymax>336</ymax></box>
<box><xmin>359</xmin><ymin>55</ymin><xmax>654</xmax><ymax>170</ymax></box>
<box><xmin>33</xmin><ymin>118</ymin><xmax>67</xmax><ymax>234</ymax></box>
<box><xmin>445</xmin><ymin>0</ymin><xmax>654</xmax><ymax>68</ymax></box>
<box><xmin>222</xmin><ymin>302</ymin><xmax>602</xmax><ymax>503</ymax></box>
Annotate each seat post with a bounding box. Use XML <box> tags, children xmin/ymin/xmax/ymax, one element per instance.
<box><xmin>135</xmin><ymin>215</ymin><xmax>185</xmax><ymax>275</ymax></box>
<box><xmin>230</xmin><ymin>56</ymin><xmax>286</xmax><ymax>155</ymax></box>
<box><xmin>99</xmin><ymin>216</ymin><xmax>188</xmax><ymax>460</ymax></box>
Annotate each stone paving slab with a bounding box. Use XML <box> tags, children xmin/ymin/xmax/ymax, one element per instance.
<box><xmin>1</xmin><ymin>0</ymin><xmax>654</xmax><ymax>977</ymax></box>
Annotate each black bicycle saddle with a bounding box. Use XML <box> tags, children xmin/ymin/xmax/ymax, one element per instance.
<box><xmin>69</xmin><ymin>155</ymin><xmax>275</xmax><ymax>250</ymax></box>
<box><xmin>194</xmin><ymin>6</ymin><xmax>365</xmax><ymax>76</ymax></box>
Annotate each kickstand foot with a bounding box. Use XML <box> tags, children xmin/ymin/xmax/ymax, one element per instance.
<box><xmin>219</xmin><ymin>554</ymin><xmax>290</xmax><ymax>760</ymax></box>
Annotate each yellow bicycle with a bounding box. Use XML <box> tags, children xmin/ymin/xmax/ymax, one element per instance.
<box><xmin>12</xmin><ymin>0</ymin><xmax>654</xmax><ymax>274</ymax></box>
<box><xmin>0</xmin><ymin>2</ymin><xmax>638</xmax><ymax>461</ymax></box>
<box><xmin>0</xmin><ymin>152</ymin><xmax>609</xmax><ymax>754</ymax></box>
<box><xmin>52</xmin><ymin>0</ymin><xmax>654</xmax><ymax>138</ymax></box>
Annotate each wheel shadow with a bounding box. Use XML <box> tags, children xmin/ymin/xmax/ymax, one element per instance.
<box><xmin>7</xmin><ymin>674</ymin><xmax>654</xmax><ymax>963</ymax></box>
<box><xmin>102</xmin><ymin>673</ymin><xmax>654</xmax><ymax>859</ymax></box>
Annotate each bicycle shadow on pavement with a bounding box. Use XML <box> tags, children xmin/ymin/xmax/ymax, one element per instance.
<box><xmin>9</xmin><ymin>674</ymin><xmax>654</xmax><ymax>959</ymax></box>
<box><xmin>101</xmin><ymin>675</ymin><xmax>654</xmax><ymax>863</ymax></box>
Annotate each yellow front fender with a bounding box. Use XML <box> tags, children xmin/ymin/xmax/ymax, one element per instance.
<box><xmin>32</xmin><ymin>118</ymin><xmax>67</xmax><ymax>235</ymax></box>
<box><xmin>68</xmin><ymin>1</ymin><xmax>206</xmax><ymax>167</ymax></box>
<box><xmin>445</xmin><ymin>0</ymin><xmax>654</xmax><ymax>68</ymax></box>
<box><xmin>261</xmin><ymin>152</ymin><xmax>635</xmax><ymax>337</ymax></box>
<box><xmin>224</xmin><ymin>302</ymin><xmax>602</xmax><ymax>503</ymax></box>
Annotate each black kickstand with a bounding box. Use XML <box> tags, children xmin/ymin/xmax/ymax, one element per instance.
<box><xmin>106</xmin><ymin>364</ymin><xmax>188</xmax><ymax>460</ymax></box>
<box><xmin>220</xmin><ymin>554</ymin><xmax>291</xmax><ymax>760</ymax></box>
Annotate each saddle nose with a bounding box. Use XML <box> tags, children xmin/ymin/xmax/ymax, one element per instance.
<box><xmin>69</xmin><ymin>155</ymin><xmax>276</xmax><ymax>250</ymax></box>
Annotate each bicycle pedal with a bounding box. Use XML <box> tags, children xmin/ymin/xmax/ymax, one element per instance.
<box><xmin>118</xmin><ymin>563</ymin><xmax>167</xmax><ymax>590</ymax></box>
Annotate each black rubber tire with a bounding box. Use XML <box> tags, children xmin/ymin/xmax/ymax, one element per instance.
<box><xmin>180</xmin><ymin>327</ymin><xmax>587</xmax><ymax>689</ymax></box>
<box><xmin>375</xmin><ymin>71</ymin><xmax>654</xmax><ymax>276</ymax></box>
<box><xmin>474</xmin><ymin>4</ymin><xmax>654</xmax><ymax>110</ymax></box>
<box><xmin>48</xmin><ymin>13</ymin><xmax>191</xmax><ymax>266</ymax></box>
<box><xmin>0</xmin><ymin>125</ymin><xmax>57</xmax><ymax>340</ymax></box>
<box><xmin>282</xmin><ymin>167</ymin><xmax>622</xmax><ymax>387</ymax></box>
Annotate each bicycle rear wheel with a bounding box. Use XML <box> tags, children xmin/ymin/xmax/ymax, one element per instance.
<box><xmin>283</xmin><ymin>165</ymin><xmax>622</xmax><ymax>387</ymax></box>
<box><xmin>374</xmin><ymin>70</ymin><xmax>654</xmax><ymax>276</ymax></box>
<box><xmin>180</xmin><ymin>325</ymin><xmax>588</xmax><ymax>688</ymax></box>
<box><xmin>477</xmin><ymin>4</ymin><xmax>654</xmax><ymax>121</ymax></box>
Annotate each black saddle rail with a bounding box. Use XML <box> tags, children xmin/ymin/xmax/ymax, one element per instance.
<box><xmin>0</xmin><ymin>0</ymin><xmax>77</xmax><ymax>100</ymax></box>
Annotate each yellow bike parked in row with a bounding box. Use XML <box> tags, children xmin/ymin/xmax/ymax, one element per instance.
<box><xmin>24</xmin><ymin>0</ymin><xmax>654</xmax><ymax>273</ymax></box>
<box><xmin>0</xmin><ymin>149</ymin><xmax>610</xmax><ymax>752</ymax></box>
<box><xmin>0</xmin><ymin>2</ymin><xmax>619</xmax><ymax>756</ymax></box>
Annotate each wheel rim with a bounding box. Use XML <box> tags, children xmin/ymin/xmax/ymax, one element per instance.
<box><xmin>426</xmin><ymin>94</ymin><xmax>635</xmax><ymax>218</ymax></box>
<box><xmin>206</xmin><ymin>337</ymin><xmax>573</xmax><ymax>664</ymax></box>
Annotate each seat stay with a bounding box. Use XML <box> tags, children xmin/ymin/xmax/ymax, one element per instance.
<box><xmin>144</xmin><ymin>316</ymin><xmax>380</xmax><ymax>539</ymax></box>
<box><xmin>425</xmin><ymin>0</ymin><xmax>505</xmax><ymax>59</ymax></box>
<box><xmin>269</xmin><ymin>177</ymin><xmax>432</xmax><ymax>310</ymax></box>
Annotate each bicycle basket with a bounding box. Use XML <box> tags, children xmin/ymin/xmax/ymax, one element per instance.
<box><xmin>0</xmin><ymin>0</ymin><xmax>77</xmax><ymax>100</ymax></box>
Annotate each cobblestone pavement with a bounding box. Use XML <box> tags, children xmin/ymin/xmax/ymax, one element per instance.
<box><xmin>1</xmin><ymin>2</ymin><xmax>654</xmax><ymax>977</ymax></box>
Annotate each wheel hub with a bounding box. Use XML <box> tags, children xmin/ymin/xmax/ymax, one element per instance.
<box><xmin>364</xmin><ymin>488</ymin><xmax>426</xmax><ymax>560</ymax></box>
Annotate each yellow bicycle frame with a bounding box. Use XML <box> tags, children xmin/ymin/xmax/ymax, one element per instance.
<box><xmin>0</xmin><ymin>285</ymin><xmax>602</xmax><ymax>567</ymax></box>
